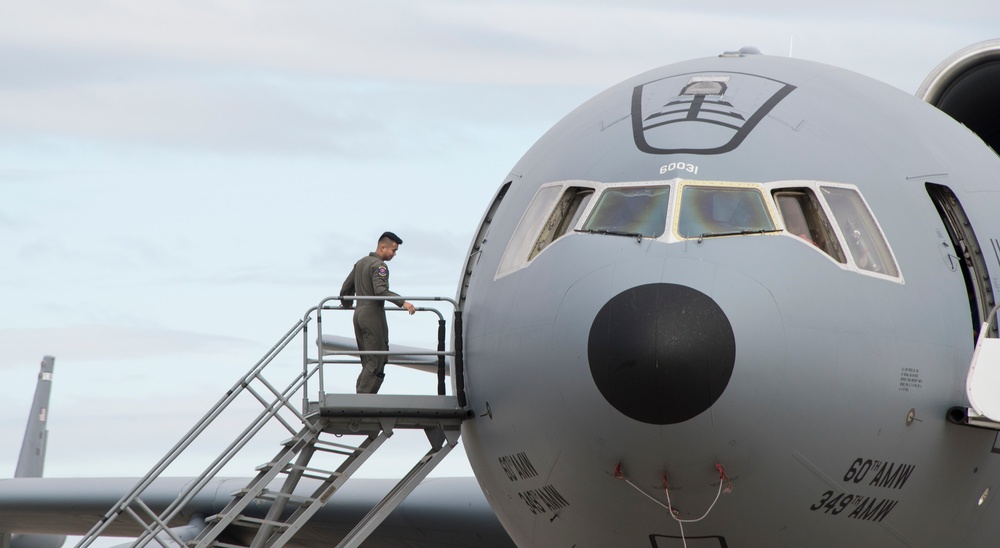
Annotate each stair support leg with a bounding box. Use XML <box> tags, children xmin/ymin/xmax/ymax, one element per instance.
<box><xmin>258</xmin><ymin>432</ymin><xmax>390</xmax><ymax>548</ymax></box>
<box><xmin>333</xmin><ymin>426</ymin><xmax>460</xmax><ymax>548</ymax></box>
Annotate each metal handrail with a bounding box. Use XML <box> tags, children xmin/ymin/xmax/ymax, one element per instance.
<box><xmin>982</xmin><ymin>302</ymin><xmax>1000</xmax><ymax>337</ymax></box>
<box><xmin>77</xmin><ymin>319</ymin><xmax>310</xmax><ymax>548</ymax></box>
<box><xmin>310</xmin><ymin>295</ymin><xmax>459</xmax><ymax>399</ymax></box>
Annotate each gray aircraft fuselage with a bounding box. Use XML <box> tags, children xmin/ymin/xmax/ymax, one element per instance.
<box><xmin>457</xmin><ymin>49</ymin><xmax>1000</xmax><ymax>546</ymax></box>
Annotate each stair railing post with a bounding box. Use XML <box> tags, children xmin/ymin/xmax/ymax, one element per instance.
<box><xmin>316</xmin><ymin>302</ymin><xmax>326</xmax><ymax>401</ymax></box>
<box><xmin>436</xmin><ymin>318</ymin><xmax>446</xmax><ymax>395</ymax></box>
<box><xmin>454</xmin><ymin>310</ymin><xmax>466</xmax><ymax>408</ymax></box>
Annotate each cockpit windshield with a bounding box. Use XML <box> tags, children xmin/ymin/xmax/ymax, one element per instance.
<box><xmin>677</xmin><ymin>185</ymin><xmax>777</xmax><ymax>238</ymax></box>
<box><xmin>579</xmin><ymin>186</ymin><xmax>670</xmax><ymax>238</ymax></box>
<box><xmin>495</xmin><ymin>178</ymin><xmax>901</xmax><ymax>284</ymax></box>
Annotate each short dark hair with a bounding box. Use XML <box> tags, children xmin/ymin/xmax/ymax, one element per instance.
<box><xmin>379</xmin><ymin>231</ymin><xmax>403</xmax><ymax>245</ymax></box>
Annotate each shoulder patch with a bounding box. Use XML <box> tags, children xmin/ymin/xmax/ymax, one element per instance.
<box><xmin>376</xmin><ymin>266</ymin><xmax>388</xmax><ymax>277</ymax></box>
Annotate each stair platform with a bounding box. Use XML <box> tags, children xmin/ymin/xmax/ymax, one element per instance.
<box><xmin>313</xmin><ymin>394</ymin><xmax>470</xmax><ymax>436</ymax></box>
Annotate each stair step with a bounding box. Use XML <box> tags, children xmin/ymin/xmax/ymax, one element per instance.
<box><xmin>230</xmin><ymin>516</ymin><xmax>292</xmax><ymax>529</ymax></box>
<box><xmin>275</xmin><ymin>462</ymin><xmax>342</xmax><ymax>477</ymax></box>
<box><xmin>250</xmin><ymin>489</ymin><xmax>318</xmax><ymax>506</ymax></box>
<box><xmin>313</xmin><ymin>440</ymin><xmax>364</xmax><ymax>455</ymax></box>
<box><xmin>298</xmin><ymin>471</ymin><xmax>343</xmax><ymax>482</ymax></box>
<box><xmin>278</xmin><ymin>429</ymin><xmax>321</xmax><ymax>447</ymax></box>
<box><xmin>255</xmin><ymin>462</ymin><xmax>279</xmax><ymax>472</ymax></box>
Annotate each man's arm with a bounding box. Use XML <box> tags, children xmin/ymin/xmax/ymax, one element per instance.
<box><xmin>370</xmin><ymin>263</ymin><xmax>414</xmax><ymax>312</ymax></box>
<box><xmin>339</xmin><ymin>264</ymin><xmax>355</xmax><ymax>308</ymax></box>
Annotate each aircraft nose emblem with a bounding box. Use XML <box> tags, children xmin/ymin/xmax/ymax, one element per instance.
<box><xmin>631</xmin><ymin>73</ymin><xmax>795</xmax><ymax>155</ymax></box>
<box><xmin>588</xmin><ymin>283</ymin><xmax>736</xmax><ymax>424</ymax></box>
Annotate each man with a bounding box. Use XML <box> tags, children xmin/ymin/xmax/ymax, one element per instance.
<box><xmin>340</xmin><ymin>231</ymin><xmax>416</xmax><ymax>393</ymax></box>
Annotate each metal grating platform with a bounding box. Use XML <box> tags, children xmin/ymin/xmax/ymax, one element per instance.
<box><xmin>314</xmin><ymin>394</ymin><xmax>470</xmax><ymax>437</ymax></box>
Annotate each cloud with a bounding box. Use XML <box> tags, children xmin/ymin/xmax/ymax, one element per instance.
<box><xmin>0</xmin><ymin>1</ymin><xmax>993</xmax><ymax>159</ymax></box>
<box><xmin>0</xmin><ymin>168</ymin><xmax>55</xmax><ymax>184</ymax></box>
<box><xmin>10</xmin><ymin>233</ymin><xmax>191</xmax><ymax>280</ymax></box>
<box><xmin>0</xmin><ymin>79</ymin><xmax>349</xmax><ymax>155</ymax></box>
<box><xmin>16</xmin><ymin>237</ymin><xmax>84</xmax><ymax>263</ymax></box>
<box><xmin>0</xmin><ymin>325</ymin><xmax>254</xmax><ymax>367</ymax></box>
<box><xmin>0</xmin><ymin>70</ymin><xmax>583</xmax><ymax>159</ymax></box>
<box><xmin>1</xmin><ymin>1</ymin><xmax>996</xmax><ymax>90</ymax></box>
<box><xmin>0</xmin><ymin>210</ymin><xmax>18</xmax><ymax>230</ymax></box>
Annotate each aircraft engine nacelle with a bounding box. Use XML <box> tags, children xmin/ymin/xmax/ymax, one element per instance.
<box><xmin>918</xmin><ymin>39</ymin><xmax>1000</xmax><ymax>154</ymax></box>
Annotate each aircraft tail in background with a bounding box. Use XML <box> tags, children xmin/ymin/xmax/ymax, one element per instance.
<box><xmin>3</xmin><ymin>356</ymin><xmax>66</xmax><ymax>548</ymax></box>
<box><xmin>15</xmin><ymin>356</ymin><xmax>54</xmax><ymax>479</ymax></box>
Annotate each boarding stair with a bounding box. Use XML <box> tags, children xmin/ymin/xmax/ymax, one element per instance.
<box><xmin>951</xmin><ymin>303</ymin><xmax>1000</xmax><ymax>429</ymax></box>
<box><xmin>74</xmin><ymin>295</ymin><xmax>468</xmax><ymax>548</ymax></box>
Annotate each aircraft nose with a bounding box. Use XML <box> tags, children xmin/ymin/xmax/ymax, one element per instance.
<box><xmin>587</xmin><ymin>283</ymin><xmax>736</xmax><ymax>424</ymax></box>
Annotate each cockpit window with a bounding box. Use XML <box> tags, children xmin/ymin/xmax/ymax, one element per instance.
<box><xmin>822</xmin><ymin>186</ymin><xmax>900</xmax><ymax>277</ymax></box>
<box><xmin>773</xmin><ymin>189</ymin><xmax>846</xmax><ymax>263</ymax></box>
<box><xmin>677</xmin><ymin>185</ymin><xmax>776</xmax><ymax>238</ymax></box>
<box><xmin>530</xmin><ymin>187</ymin><xmax>594</xmax><ymax>260</ymax></box>
<box><xmin>496</xmin><ymin>184</ymin><xmax>561</xmax><ymax>278</ymax></box>
<box><xmin>580</xmin><ymin>186</ymin><xmax>670</xmax><ymax>238</ymax></box>
<box><xmin>497</xmin><ymin>182</ymin><xmax>597</xmax><ymax>278</ymax></box>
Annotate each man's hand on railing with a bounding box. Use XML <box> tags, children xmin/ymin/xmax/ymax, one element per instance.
<box><xmin>340</xmin><ymin>296</ymin><xmax>353</xmax><ymax>309</ymax></box>
<box><xmin>402</xmin><ymin>301</ymin><xmax>416</xmax><ymax>315</ymax></box>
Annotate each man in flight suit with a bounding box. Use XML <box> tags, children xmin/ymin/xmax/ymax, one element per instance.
<box><xmin>340</xmin><ymin>231</ymin><xmax>416</xmax><ymax>393</ymax></box>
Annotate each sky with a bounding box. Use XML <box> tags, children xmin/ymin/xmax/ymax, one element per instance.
<box><xmin>1</xmin><ymin>0</ymin><xmax>998</xmax><ymax>492</ymax></box>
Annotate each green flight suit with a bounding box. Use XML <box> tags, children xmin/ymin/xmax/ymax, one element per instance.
<box><xmin>340</xmin><ymin>252</ymin><xmax>404</xmax><ymax>393</ymax></box>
